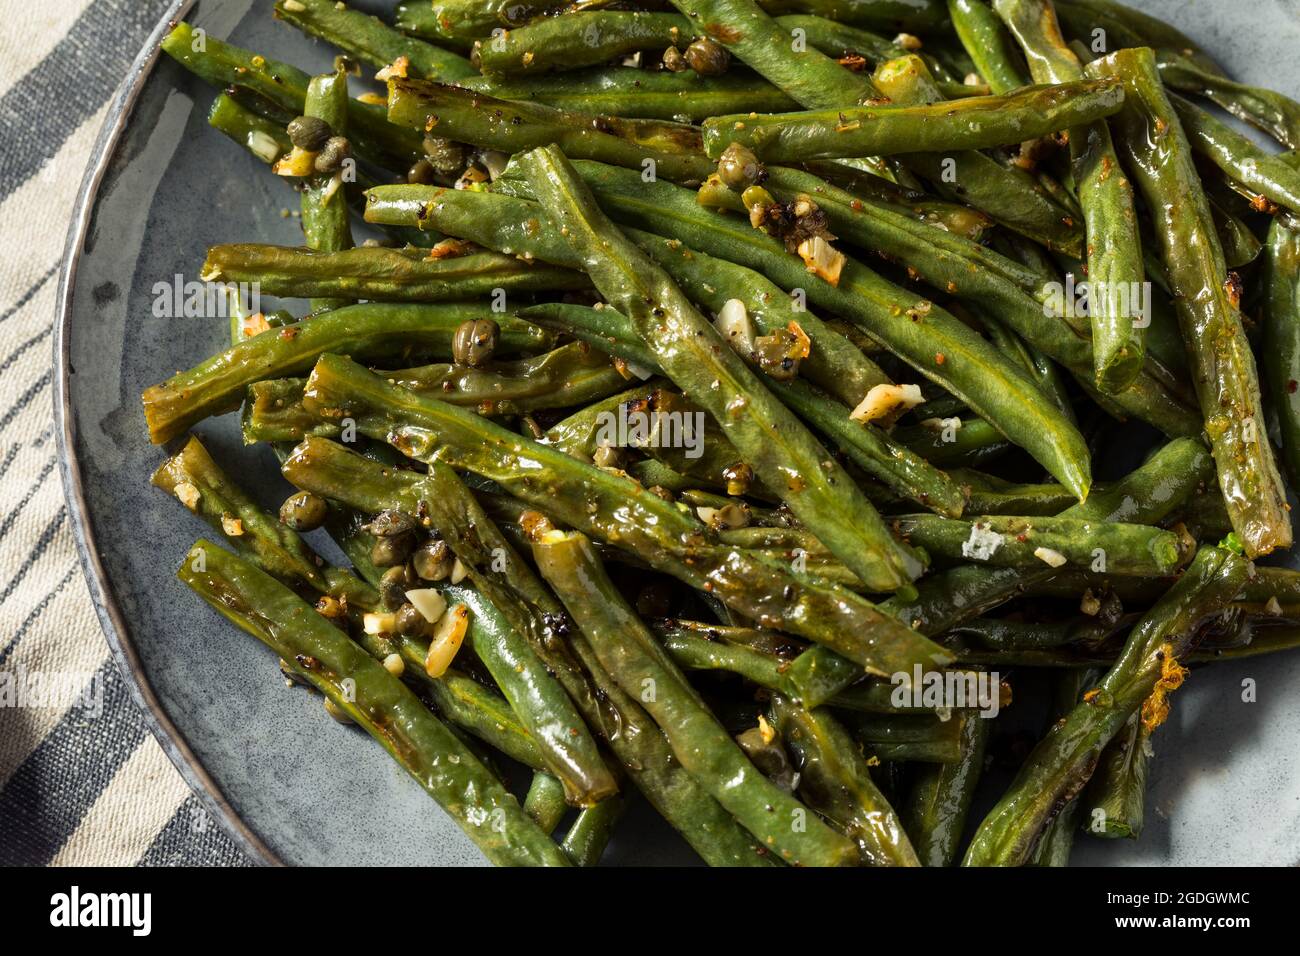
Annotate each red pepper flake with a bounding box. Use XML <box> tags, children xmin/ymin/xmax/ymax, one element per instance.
<box><xmin>935</xmin><ymin>352</ymin><xmax>945</xmax><ymax>365</ymax></box>
<box><xmin>278</xmin><ymin>326</ymin><xmax>298</xmax><ymax>340</ymax></box>
<box><xmin>1289</xmin><ymin>380</ymin><xmax>1298</xmax><ymax>394</ymax></box>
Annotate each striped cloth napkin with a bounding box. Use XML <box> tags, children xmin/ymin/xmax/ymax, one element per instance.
<box><xmin>0</xmin><ymin>0</ymin><xmax>250</xmax><ymax>866</ymax></box>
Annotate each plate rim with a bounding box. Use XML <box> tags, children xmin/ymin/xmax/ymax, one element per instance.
<box><xmin>53</xmin><ymin>0</ymin><xmax>279</xmax><ymax>867</ymax></box>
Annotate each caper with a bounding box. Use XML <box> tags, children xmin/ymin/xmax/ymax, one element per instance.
<box><xmin>452</xmin><ymin>318</ymin><xmax>500</xmax><ymax>367</ymax></box>
<box><xmin>717</xmin><ymin>142</ymin><xmax>763</xmax><ymax>191</ymax></box>
<box><xmin>313</xmin><ymin>135</ymin><xmax>352</xmax><ymax>173</ymax></box>
<box><xmin>407</xmin><ymin>158</ymin><xmax>436</xmax><ymax>185</ymax></box>
<box><xmin>412</xmin><ymin>539</ymin><xmax>455</xmax><ymax>581</ymax></box>
<box><xmin>279</xmin><ymin>491</ymin><xmax>328</xmax><ymax>531</ymax></box>
<box><xmin>379</xmin><ymin>564</ymin><xmax>416</xmax><ymax>611</ymax></box>
<box><xmin>752</xmin><ymin>327</ymin><xmax>804</xmax><ymax>382</ymax></box>
<box><xmin>684</xmin><ymin>38</ymin><xmax>730</xmax><ymax>76</ymax></box>
<box><xmin>422</xmin><ymin>136</ymin><xmax>466</xmax><ymax>176</ymax></box>
<box><xmin>364</xmin><ymin>509</ymin><xmax>417</xmax><ymax>538</ymax></box>
<box><xmin>371</xmin><ymin>532</ymin><xmax>416</xmax><ymax>568</ymax></box>
<box><xmin>395</xmin><ymin>602</ymin><xmax>428</xmax><ymax>637</ymax></box>
<box><xmin>287</xmin><ymin>115</ymin><xmax>332</xmax><ymax>151</ymax></box>
<box><xmin>662</xmin><ymin>45</ymin><xmax>688</xmax><ymax>72</ymax></box>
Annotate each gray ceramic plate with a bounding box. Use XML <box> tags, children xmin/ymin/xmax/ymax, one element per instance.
<box><xmin>56</xmin><ymin>0</ymin><xmax>1300</xmax><ymax>866</ymax></box>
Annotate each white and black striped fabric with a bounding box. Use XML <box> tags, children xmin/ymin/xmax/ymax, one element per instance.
<box><xmin>0</xmin><ymin>0</ymin><xmax>251</xmax><ymax>867</ymax></box>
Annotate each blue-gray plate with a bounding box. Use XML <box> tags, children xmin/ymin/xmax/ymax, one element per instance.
<box><xmin>56</xmin><ymin>0</ymin><xmax>1300</xmax><ymax>866</ymax></box>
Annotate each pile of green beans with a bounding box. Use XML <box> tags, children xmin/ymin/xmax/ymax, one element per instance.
<box><xmin>146</xmin><ymin>0</ymin><xmax>1300</xmax><ymax>867</ymax></box>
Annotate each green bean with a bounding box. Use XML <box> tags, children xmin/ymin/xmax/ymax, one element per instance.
<box><xmin>179</xmin><ymin>540</ymin><xmax>569</xmax><ymax>866</ymax></box>
<box><xmin>473</xmin><ymin>12</ymin><xmax>693</xmax><ymax>76</ymax></box>
<box><xmin>996</xmin><ymin>0</ymin><xmax>1148</xmax><ymax>393</ymax></box>
<box><xmin>1080</xmin><ymin>712</ymin><xmax>1148</xmax><ymax>839</ymax></box>
<box><xmin>787</xmin><ymin>436</ymin><xmax>1214</xmax><ymax>706</ymax></box>
<box><xmin>532</xmin><ymin>528</ymin><xmax>858</xmax><ymax>866</ymax></box>
<box><xmin>955</xmin><ymin>471</ymin><xmax>1081</xmax><ymax>516</ymax></box>
<box><xmin>768</xmin><ymin>695</ymin><xmax>919</xmax><ymax>865</ymax></box>
<box><xmin>964</xmin><ymin>545</ymin><xmax>1248</xmax><ymax>866</ymax></box>
<box><xmin>947</xmin><ymin>0</ymin><xmax>1028</xmax><ymax>92</ymax></box>
<box><xmin>471</xmin><ymin>66</ymin><xmax>800</xmax><ymax>119</ymax></box>
<box><xmin>483</xmin><ymin>163</ymin><xmax>1096</xmax><ymax>497</ymax></box>
<box><xmin>658</xmin><ymin>626</ymin><xmax>953</xmax><ymax>713</ymax></box>
<box><xmin>1089</xmin><ymin>48</ymin><xmax>1291</xmax><ymax>558</ymax></box>
<box><xmin>1156</xmin><ymin>49</ymin><xmax>1300</xmax><ymax>151</ymax></box>
<box><xmin>141</xmin><ymin>303</ymin><xmax>550</xmax><ymax>444</ymax></box>
<box><xmin>202</xmin><ymin>245</ymin><xmax>589</xmax><ymax>302</ymax></box>
<box><xmin>300</xmin><ymin>71</ymin><xmax>354</xmax><ymax>313</ymax></box>
<box><xmin>758</xmin><ymin>0</ymin><xmax>949</xmax><ymax>31</ymax></box>
<box><xmin>1170</xmin><ymin>94</ymin><xmax>1300</xmax><ymax>214</ymax></box>
<box><xmin>891</xmin><ymin>513</ymin><xmax>1184</xmax><ymax>576</ymax></box>
<box><xmin>394</xmin><ymin>0</ymin><xmax>585</xmax><ymax>44</ymax></box>
<box><xmin>1027</xmin><ymin>666</ymin><xmax>1103</xmax><ymax>865</ymax></box>
<box><xmin>869</xmin><ymin>54</ymin><xmax>1085</xmax><ymax>255</ymax></box>
<box><xmin>1263</xmin><ymin>217</ymin><xmax>1300</xmax><ymax>492</ymax></box>
<box><xmin>978</xmin><ymin>312</ymin><xmax>1074</xmax><ymax>422</ymax></box>
<box><xmin>298</xmin><ymin>356</ymin><xmax>952</xmax><ymax>674</ymax></box>
<box><xmin>892</xmin><ymin>418</ymin><xmax>1011</xmax><ymax>468</ymax></box>
<box><xmin>385</xmin><ymin>78</ymin><xmax>713</xmax><ymax>183</ymax></box>
<box><xmin>419</xmin><ymin>668</ymin><xmax>547</xmax><ymax>770</ymax></box>
<box><xmin>516</xmin><ymin>143</ymin><xmax>926</xmax><ymax>592</ymax></box>
<box><xmin>666</xmin><ymin>0</ymin><xmax>878</xmax><ymax>109</ymax></box>
<box><xmin>207</xmin><ymin>93</ymin><xmax>290</xmax><ymax>164</ymax></box>
<box><xmin>901</xmin><ymin>709</ymin><xmax>991</xmax><ymax>865</ymax></box>
<box><xmin>274</xmin><ymin>0</ymin><xmax>477</xmax><ymax>81</ymax></box>
<box><xmin>945</xmin><ymin>613</ymin><xmax>1132</xmax><ymax>652</ymax></box>
<box><xmin>802</xmin><ymin>159</ymin><xmax>994</xmax><ymax>239</ymax></box>
<box><xmin>842</xmin><ymin>711</ymin><xmax>965</xmax><ymax>763</ymax></box>
<box><xmin>560</xmin><ymin>796</ymin><xmax>625</xmax><ymax>866</ymax></box>
<box><xmin>160</xmin><ymin>22</ymin><xmax>421</xmax><ymax>169</ymax></box>
<box><xmin>524</xmin><ymin>772</ymin><xmax>570</xmax><ymax>834</ymax></box>
<box><xmin>703</xmin><ymin>78</ymin><xmax>1122</xmax><ymax>161</ymax></box>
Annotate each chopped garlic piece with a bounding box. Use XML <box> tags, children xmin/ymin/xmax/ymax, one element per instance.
<box><xmin>363</xmin><ymin>612</ymin><xmax>397</xmax><ymax>635</ymax></box>
<box><xmin>220</xmin><ymin>515</ymin><xmax>245</xmax><ymax>537</ymax></box>
<box><xmin>425</xmin><ymin>605</ymin><xmax>470</xmax><ymax>677</ymax></box>
<box><xmin>798</xmin><ymin>236</ymin><xmax>845</xmax><ymax>286</ymax></box>
<box><xmin>174</xmin><ymin>482</ymin><xmax>200</xmax><ymax>510</ymax></box>
<box><xmin>757</xmin><ymin>713</ymin><xmax>776</xmax><ymax>745</ymax></box>
<box><xmin>449</xmin><ymin>557</ymin><xmax>471</xmax><ymax>584</ymax></box>
<box><xmin>375</xmin><ymin>56</ymin><xmax>410</xmax><ymax>82</ymax></box>
<box><xmin>406</xmin><ymin>588</ymin><xmax>447</xmax><ymax>624</ymax></box>
<box><xmin>714</xmin><ymin>298</ymin><xmax>756</xmax><ymax>354</ymax></box>
<box><xmin>850</xmin><ymin>383</ymin><xmax>924</xmax><ymax>423</ymax></box>
<box><xmin>961</xmin><ymin>523</ymin><xmax>1004</xmax><ymax>561</ymax></box>
<box><xmin>382</xmin><ymin>653</ymin><xmax>405</xmax><ymax>677</ymax></box>
<box><xmin>1034</xmin><ymin>546</ymin><xmax>1068</xmax><ymax>568</ymax></box>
